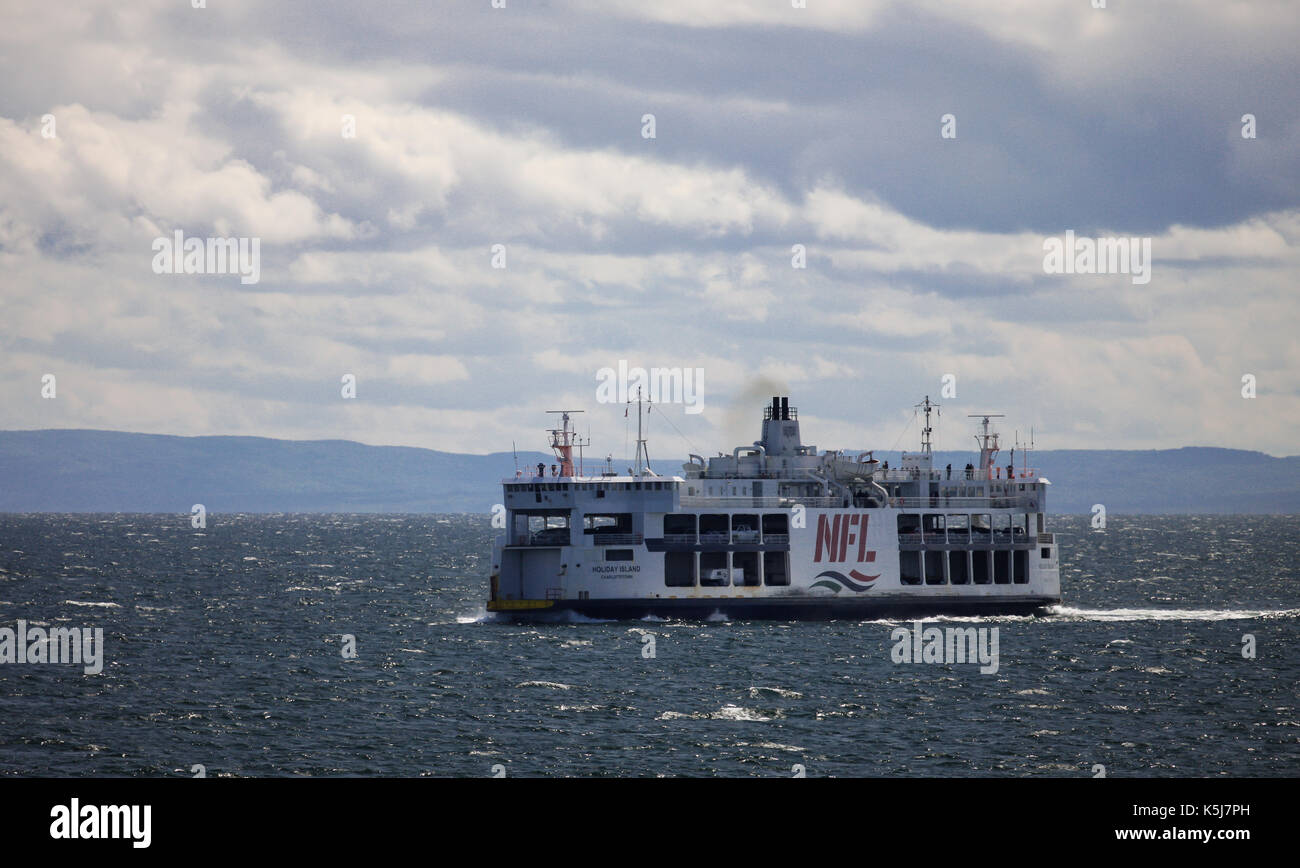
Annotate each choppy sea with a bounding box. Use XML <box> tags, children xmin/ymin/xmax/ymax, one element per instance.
<box><xmin>0</xmin><ymin>513</ymin><xmax>1295</xmax><ymax>777</ymax></box>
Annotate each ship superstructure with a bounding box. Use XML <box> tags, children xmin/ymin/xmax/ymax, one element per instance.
<box><xmin>488</xmin><ymin>396</ymin><xmax>1060</xmax><ymax>619</ymax></box>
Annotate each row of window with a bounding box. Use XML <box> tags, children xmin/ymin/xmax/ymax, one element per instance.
<box><xmin>663</xmin><ymin>512</ymin><xmax>788</xmax><ymax>541</ymax></box>
<box><xmin>900</xmin><ymin>549</ymin><xmax>1033</xmax><ymax>585</ymax></box>
<box><xmin>683</xmin><ymin>483</ymin><xmax>821</xmax><ymax>498</ymax></box>
<box><xmin>897</xmin><ymin>513</ymin><xmax>1041</xmax><ymax>538</ymax></box>
<box><xmin>507</xmin><ymin>481</ymin><xmax>677</xmax><ymax>493</ymax></box>
<box><xmin>663</xmin><ymin>550</ymin><xmax>790</xmax><ymax>587</ymax></box>
<box><xmin>658</xmin><ymin>548</ymin><xmax>1043</xmax><ymax>588</ymax></box>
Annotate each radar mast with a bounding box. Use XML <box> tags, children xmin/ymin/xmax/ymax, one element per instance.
<box><xmin>546</xmin><ymin>410</ymin><xmax>587</xmax><ymax>477</ymax></box>
<box><xmin>968</xmin><ymin>413</ymin><xmax>1005</xmax><ymax>473</ymax></box>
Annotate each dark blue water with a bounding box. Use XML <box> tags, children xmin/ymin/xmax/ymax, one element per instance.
<box><xmin>0</xmin><ymin>514</ymin><xmax>1295</xmax><ymax>777</ymax></box>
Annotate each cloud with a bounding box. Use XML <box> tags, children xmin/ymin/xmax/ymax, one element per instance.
<box><xmin>0</xmin><ymin>0</ymin><xmax>1297</xmax><ymax>458</ymax></box>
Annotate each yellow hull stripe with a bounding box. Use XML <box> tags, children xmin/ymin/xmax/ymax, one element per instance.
<box><xmin>487</xmin><ymin>599</ymin><xmax>555</xmax><ymax>611</ymax></box>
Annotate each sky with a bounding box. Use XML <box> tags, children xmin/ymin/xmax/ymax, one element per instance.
<box><xmin>2</xmin><ymin>0</ymin><xmax>1298</xmax><ymax>460</ymax></box>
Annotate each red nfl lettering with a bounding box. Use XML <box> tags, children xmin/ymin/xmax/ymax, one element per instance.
<box><xmin>815</xmin><ymin>513</ymin><xmax>876</xmax><ymax>564</ymax></box>
<box><xmin>814</xmin><ymin>514</ymin><xmax>839</xmax><ymax>562</ymax></box>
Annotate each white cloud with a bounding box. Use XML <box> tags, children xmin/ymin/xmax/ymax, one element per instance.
<box><xmin>0</xmin><ymin>0</ymin><xmax>1297</xmax><ymax>459</ymax></box>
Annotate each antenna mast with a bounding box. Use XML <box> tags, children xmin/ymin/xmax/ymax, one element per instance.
<box><xmin>968</xmin><ymin>413</ymin><xmax>1005</xmax><ymax>475</ymax></box>
<box><xmin>545</xmin><ymin>410</ymin><xmax>588</xmax><ymax>478</ymax></box>
<box><xmin>915</xmin><ymin>396</ymin><xmax>941</xmax><ymax>455</ymax></box>
<box><xmin>630</xmin><ymin>387</ymin><xmax>651</xmax><ymax>477</ymax></box>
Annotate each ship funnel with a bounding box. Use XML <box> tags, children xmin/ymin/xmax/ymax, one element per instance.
<box><xmin>760</xmin><ymin>395</ymin><xmax>803</xmax><ymax>455</ymax></box>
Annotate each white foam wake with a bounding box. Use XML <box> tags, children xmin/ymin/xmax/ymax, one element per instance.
<box><xmin>1049</xmin><ymin>605</ymin><xmax>1299</xmax><ymax>622</ymax></box>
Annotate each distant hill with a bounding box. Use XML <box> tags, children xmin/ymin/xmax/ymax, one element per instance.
<box><xmin>0</xmin><ymin>430</ymin><xmax>1297</xmax><ymax>514</ymax></box>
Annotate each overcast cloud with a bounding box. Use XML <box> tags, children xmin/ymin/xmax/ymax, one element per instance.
<box><xmin>2</xmin><ymin>0</ymin><xmax>1297</xmax><ymax>459</ymax></box>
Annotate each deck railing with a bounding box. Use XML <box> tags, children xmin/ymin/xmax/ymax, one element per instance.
<box><xmin>879</xmin><ymin>468</ymin><xmax>1040</xmax><ymax>483</ymax></box>
<box><xmin>510</xmin><ymin>532</ymin><xmax>570</xmax><ymax>546</ymax></box>
<box><xmin>591</xmin><ymin>533</ymin><xmax>643</xmax><ymax>546</ymax></box>
<box><xmin>679</xmin><ymin>496</ymin><xmax>843</xmax><ymax>508</ymax></box>
<box><xmin>899</xmin><ymin>529</ymin><xmax>1033</xmax><ymax>545</ymax></box>
<box><xmin>889</xmin><ymin>495</ymin><xmax>1039</xmax><ymax>510</ymax></box>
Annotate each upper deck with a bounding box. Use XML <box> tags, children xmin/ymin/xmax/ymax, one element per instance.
<box><xmin>501</xmin><ymin>472</ymin><xmax>1046</xmax><ymax>512</ymax></box>
<box><xmin>502</xmin><ymin>395</ymin><xmax>1047</xmax><ymax>516</ymax></box>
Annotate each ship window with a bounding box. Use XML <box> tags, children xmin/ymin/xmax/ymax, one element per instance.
<box><xmin>925</xmin><ymin>551</ymin><xmax>946</xmax><ymax>584</ymax></box>
<box><xmin>972</xmin><ymin>551</ymin><xmax>990</xmax><ymax>584</ymax></box>
<box><xmin>994</xmin><ymin>551</ymin><xmax>1011</xmax><ymax>584</ymax></box>
<box><xmin>1037</xmin><ymin>513</ymin><xmax>1045</xmax><ymax>533</ymax></box>
<box><xmin>606</xmin><ymin>549</ymin><xmax>634</xmax><ymax>562</ymax></box>
<box><xmin>897</xmin><ymin>514</ymin><xmax>920</xmax><ymax>535</ymax></box>
<box><xmin>1014</xmin><ymin>550</ymin><xmax>1028</xmax><ymax>583</ymax></box>
<box><xmin>700</xmin><ymin>551</ymin><xmax>728</xmax><ymax>586</ymax></box>
<box><xmin>732</xmin><ymin>551</ymin><xmax>760</xmax><ymax>586</ymax></box>
<box><xmin>664</xmin><ymin>514</ymin><xmax>696</xmax><ymax>537</ymax></box>
<box><xmin>665</xmin><ymin>551</ymin><xmax>695</xmax><ymax>587</ymax></box>
<box><xmin>763</xmin><ymin>551</ymin><xmax>789</xmax><ymax>585</ymax></box>
<box><xmin>699</xmin><ymin>514</ymin><xmax>729</xmax><ymax>542</ymax></box>
<box><xmin>900</xmin><ymin>551</ymin><xmax>922</xmax><ymax>585</ymax></box>
<box><xmin>762</xmin><ymin>513</ymin><xmax>788</xmax><ymax>539</ymax></box>
<box><xmin>584</xmin><ymin>513</ymin><xmax>632</xmax><ymax>535</ymax></box>
<box><xmin>948</xmin><ymin>551</ymin><xmax>969</xmax><ymax>584</ymax></box>
<box><xmin>946</xmin><ymin>514</ymin><xmax>969</xmax><ymax>538</ymax></box>
<box><xmin>1041</xmin><ymin>547</ymin><xmax>1051</xmax><ymax>559</ymax></box>
<box><xmin>732</xmin><ymin>514</ymin><xmax>759</xmax><ymax>542</ymax></box>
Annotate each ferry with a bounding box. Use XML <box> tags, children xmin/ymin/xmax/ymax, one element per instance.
<box><xmin>487</xmin><ymin>396</ymin><xmax>1061</xmax><ymax>620</ymax></box>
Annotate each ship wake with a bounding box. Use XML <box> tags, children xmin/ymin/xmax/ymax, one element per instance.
<box><xmin>1048</xmin><ymin>605</ymin><xmax>1299</xmax><ymax>622</ymax></box>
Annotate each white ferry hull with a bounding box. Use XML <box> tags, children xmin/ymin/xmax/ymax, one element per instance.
<box><xmin>488</xmin><ymin>397</ymin><xmax>1062</xmax><ymax>622</ymax></box>
<box><xmin>490</xmin><ymin>594</ymin><xmax>1059</xmax><ymax>622</ymax></box>
<box><xmin>489</xmin><ymin>506</ymin><xmax>1062</xmax><ymax>621</ymax></box>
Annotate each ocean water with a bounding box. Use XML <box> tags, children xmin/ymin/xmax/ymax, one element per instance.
<box><xmin>0</xmin><ymin>513</ymin><xmax>1295</xmax><ymax>777</ymax></box>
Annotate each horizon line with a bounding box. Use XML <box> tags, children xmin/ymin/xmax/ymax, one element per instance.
<box><xmin>0</xmin><ymin>426</ymin><xmax>1295</xmax><ymax>461</ymax></box>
